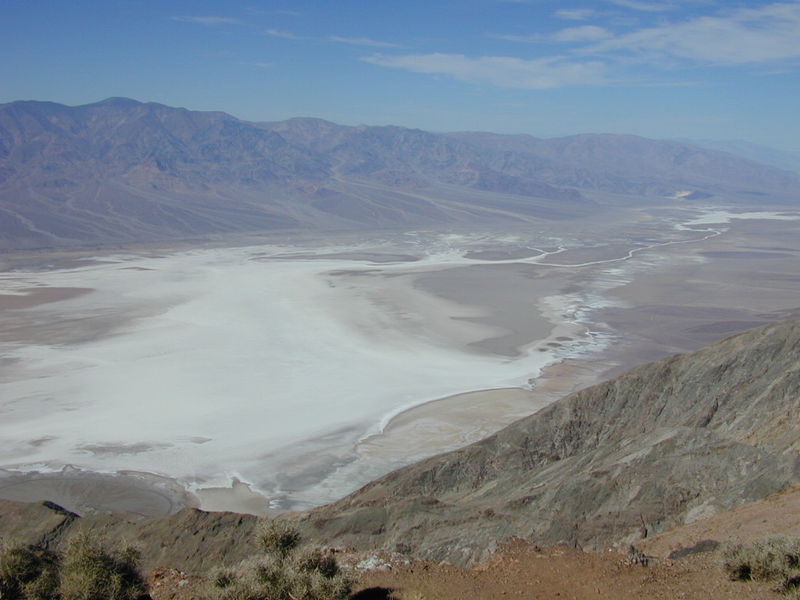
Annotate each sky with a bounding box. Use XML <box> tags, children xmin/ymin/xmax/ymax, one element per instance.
<box><xmin>2</xmin><ymin>0</ymin><xmax>799</xmax><ymax>151</ymax></box>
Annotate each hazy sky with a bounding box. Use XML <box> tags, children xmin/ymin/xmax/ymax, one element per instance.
<box><xmin>2</xmin><ymin>1</ymin><xmax>799</xmax><ymax>150</ymax></box>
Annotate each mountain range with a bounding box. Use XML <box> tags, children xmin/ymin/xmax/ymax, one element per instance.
<box><xmin>2</xmin><ymin>98</ymin><xmax>799</xmax><ymax>249</ymax></box>
<box><xmin>675</xmin><ymin>138</ymin><xmax>800</xmax><ymax>175</ymax></box>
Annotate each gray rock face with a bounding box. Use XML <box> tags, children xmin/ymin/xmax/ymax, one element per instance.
<box><xmin>2</xmin><ymin>98</ymin><xmax>799</xmax><ymax>249</ymax></box>
<box><xmin>302</xmin><ymin>319</ymin><xmax>800</xmax><ymax>564</ymax></box>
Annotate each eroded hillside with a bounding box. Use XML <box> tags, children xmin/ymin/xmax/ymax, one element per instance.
<box><xmin>303</xmin><ymin>318</ymin><xmax>800</xmax><ymax>564</ymax></box>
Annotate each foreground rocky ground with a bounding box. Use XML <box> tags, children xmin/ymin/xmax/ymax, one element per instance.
<box><xmin>6</xmin><ymin>485</ymin><xmax>798</xmax><ymax>600</ymax></box>
<box><xmin>353</xmin><ymin>545</ymin><xmax>774</xmax><ymax>600</ymax></box>
<box><xmin>146</xmin><ymin>544</ymin><xmax>776</xmax><ymax>600</ymax></box>
<box><xmin>143</xmin><ymin>485</ymin><xmax>800</xmax><ymax>600</ymax></box>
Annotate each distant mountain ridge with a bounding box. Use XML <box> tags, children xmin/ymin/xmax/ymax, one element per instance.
<box><xmin>1</xmin><ymin>98</ymin><xmax>799</xmax><ymax>249</ymax></box>
<box><xmin>674</xmin><ymin>138</ymin><xmax>800</xmax><ymax>175</ymax></box>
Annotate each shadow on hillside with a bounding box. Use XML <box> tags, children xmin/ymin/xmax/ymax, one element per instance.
<box><xmin>351</xmin><ymin>587</ymin><xmax>396</xmax><ymax>600</ymax></box>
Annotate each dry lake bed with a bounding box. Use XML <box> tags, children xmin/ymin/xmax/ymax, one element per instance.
<box><xmin>1</xmin><ymin>205</ymin><xmax>799</xmax><ymax>515</ymax></box>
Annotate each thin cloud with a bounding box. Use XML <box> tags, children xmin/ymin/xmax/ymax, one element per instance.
<box><xmin>609</xmin><ymin>0</ymin><xmax>674</xmax><ymax>11</ymax></box>
<box><xmin>590</xmin><ymin>3</ymin><xmax>800</xmax><ymax>65</ymax></box>
<box><xmin>172</xmin><ymin>16</ymin><xmax>244</xmax><ymax>26</ymax></box>
<box><xmin>329</xmin><ymin>36</ymin><xmax>401</xmax><ymax>48</ymax></box>
<box><xmin>265</xmin><ymin>28</ymin><xmax>305</xmax><ymax>40</ymax></box>
<box><xmin>490</xmin><ymin>25</ymin><xmax>611</xmax><ymax>44</ymax></box>
<box><xmin>487</xmin><ymin>32</ymin><xmax>542</xmax><ymax>43</ymax></box>
<box><xmin>553</xmin><ymin>25</ymin><xmax>613</xmax><ymax>42</ymax></box>
<box><xmin>555</xmin><ymin>8</ymin><xmax>597</xmax><ymax>21</ymax></box>
<box><xmin>362</xmin><ymin>53</ymin><xmax>606</xmax><ymax>89</ymax></box>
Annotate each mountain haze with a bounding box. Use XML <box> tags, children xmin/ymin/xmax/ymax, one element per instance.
<box><xmin>2</xmin><ymin>98</ymin><xmax>799</xmax><ymax>249</ymax></box>
<box><xmin>675</xmin><ymin>138</ymin><xmax>800</xmax><ymax>175</ymax></box>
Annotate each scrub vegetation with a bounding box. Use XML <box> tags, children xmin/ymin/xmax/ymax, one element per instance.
<box><xmin>209</xmin><ymin>520</ymin><xmax>352</xmax><ymax>600</ymax></box>
<box><xmin>722</xmin><ymin>537</ymin><xmax>800</xmax><ymax>595</ymax></box>
<box><xmin>0</xmin><ymin>534</ymin><xmax>146</xmax><ymax>600</ymax></box>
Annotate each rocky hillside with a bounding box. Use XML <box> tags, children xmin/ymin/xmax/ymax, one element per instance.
<box><xmin>301</xmin><ymin>318</ymin><xmax>800</xmax><ymax>564</ymax></box>
<box><xmin>0</xmin><ymin>498</ymin><xmax>260</xmax><ymax>573</ymax></box>
<box><xmin>2</xmin><ymin>98</ymin><xmax>799</xmax><ymax>249</ymax></box>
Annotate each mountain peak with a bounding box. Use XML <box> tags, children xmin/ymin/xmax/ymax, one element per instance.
<box><xmin>86</xmin><ymin>97</ymin><xmax>144</xmax><ymax>108</ymax></box>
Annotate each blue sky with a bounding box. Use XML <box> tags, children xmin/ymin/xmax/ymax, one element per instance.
<box><xmin>2</xmin><ymin>1</ymin><xmax>799</xmax><ymax>150</ymax></box>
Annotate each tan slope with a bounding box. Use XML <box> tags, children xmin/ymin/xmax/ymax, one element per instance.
<box><xmin>642</xmin><ymin>484</ymin><xmax>800</xmax><ymax>558</ymax></box>
<box><xmin>354</xmin><ymin>543</ymin><xmax>776</xmax><ymax>600</ymax></box>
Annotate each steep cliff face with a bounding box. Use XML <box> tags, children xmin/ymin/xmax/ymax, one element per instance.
<box><xmin>301</xmin><ymin>319</ymin><xmax>800</xmax><ymax>564</ymax></box>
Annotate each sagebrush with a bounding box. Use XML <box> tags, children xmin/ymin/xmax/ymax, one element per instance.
<box><xmin>722</xmin><ymin>537</ymin><xmax>800</xmax><ymax>595</ymax></box>
<box><xmin>0</xmin><ymin>535</ymin><xmax>146</xmax><ymax>600</ymax></box>
<box><xmin>210</xmin><ymin>520</ymin><xmax>351</xmax><ymax>600</ymax></box>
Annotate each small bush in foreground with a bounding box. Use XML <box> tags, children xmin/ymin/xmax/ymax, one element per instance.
<box><xmin>256</xmin><ymin>520</ymin><xmax>302</xmax><ymax>560</ymax></box>
<box><xmin>210</xmin><ymin>520</ymin><xmax>351</xmax><ymax>600</ymax></box>
<box><xmin>0</xmin><ymin>544</ymin><xmax>59</xmax><ymax>600</ymax></box>
<box><xmin>0</xmin><ymin>535</ymin><xmax>146</xmax><ymax>600</ymax></box>
<box><xmin>722</xmin><ymin>537</ymin><xmax>800</xmax><ymax>594</ymax></box>
<box><xmin>59</xmin><ymin>534</ymin><xmax>147</xmax><ymax>600</ymax></box>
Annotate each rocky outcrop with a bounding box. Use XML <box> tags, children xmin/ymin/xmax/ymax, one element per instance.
<box><xmin>301</xmin><ymin>319</ymin><xmax>800</xmax><ymax>564</ymax></box>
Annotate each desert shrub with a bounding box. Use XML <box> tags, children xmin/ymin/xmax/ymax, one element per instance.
<box><xmin>0</xmin><ymin>536</ymin><xmax>145</xmax><ymax>600</ymax></box>
<box><xmin>293</xmin><ymin>547</ymin><xmax>339</xmax><ymax>579</ymax></box>
<box><xmin>58</xmin><ymin>534</ymin><xmax>147</xmax><ymax>600</ymax></box>
<box><xmin>722</xmin><ymin>537</ymin><xmax>800</xmax><ymax>594</ymax></box>
<box><xmin>210</xmin><ymin>520</ymin><xmax>351</xmax><ymax>600</ymax></box>
<box><xmin>257</xmin><ymin>520</ymin><xmax>302</xmax><ymax>560</ymax></box>
<box><xmin>0</xmin><ymin>544</ymin><xmax>59</xmax><ymax>600</ymax></box>
<box><xmin>210</xmin><ymin>566</ymin><xmax>238</xmax><ymax>590</ymax></box>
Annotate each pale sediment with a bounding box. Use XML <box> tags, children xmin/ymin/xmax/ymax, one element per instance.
<box><xmin>0</xmin><ymin>467</ymin><xmax>197</xmax><ymax>517</ymax></box>
<box><xmin>194</xmin><ymin>479</ymin><xmax>271</xmax><ymax>517</ymax></box>
<box><xmin>0</xmin><ymin>287</ymin><xmax>92</xmax><ymax>310</ymax></box>
<box><xmin>0</xmin><ymin>224</ymin><xmax>721</xmax><ymax>516</ymax></box>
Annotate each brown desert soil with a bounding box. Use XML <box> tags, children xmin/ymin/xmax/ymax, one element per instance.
<box><xmin>146</xmin><ymin>543</ymin><xmax>777</xmax><ymax>600</ymax></box>
<box><xmin>641</xmin><ymin>484</ymin><xmax>800</xmax><ymax>558</ymax></box>
<box><xmin>352</xmin><ymin>542</ymin><xmax>775</xmax><ymax>600</ymax></box>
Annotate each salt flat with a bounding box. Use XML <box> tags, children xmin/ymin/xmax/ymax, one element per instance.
<box><xmin>0</xmin><ymin>232</ymin><xmax>587</xmax><ymax>511</ymax></box>
<box><xmin>1</xmin><ymin>207</ymin><xmax>799</xmax><ymax>514</ymax></box>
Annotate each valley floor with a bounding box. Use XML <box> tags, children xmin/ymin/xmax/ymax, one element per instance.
<box><xmin>1</xmin><ymin>204</ymin><xmax>799</xmax><ymax>517</ymax></box>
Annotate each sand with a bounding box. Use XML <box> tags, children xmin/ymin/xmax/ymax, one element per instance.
<box><xmin>412</xmin><ymin>263</ymin><xmax>567</xmax><ymax>357</ymax></box>
<box><xmin>359</xmin><ymin>353</ymin><xmax>617</xmax><ymax>462</ymax></box>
